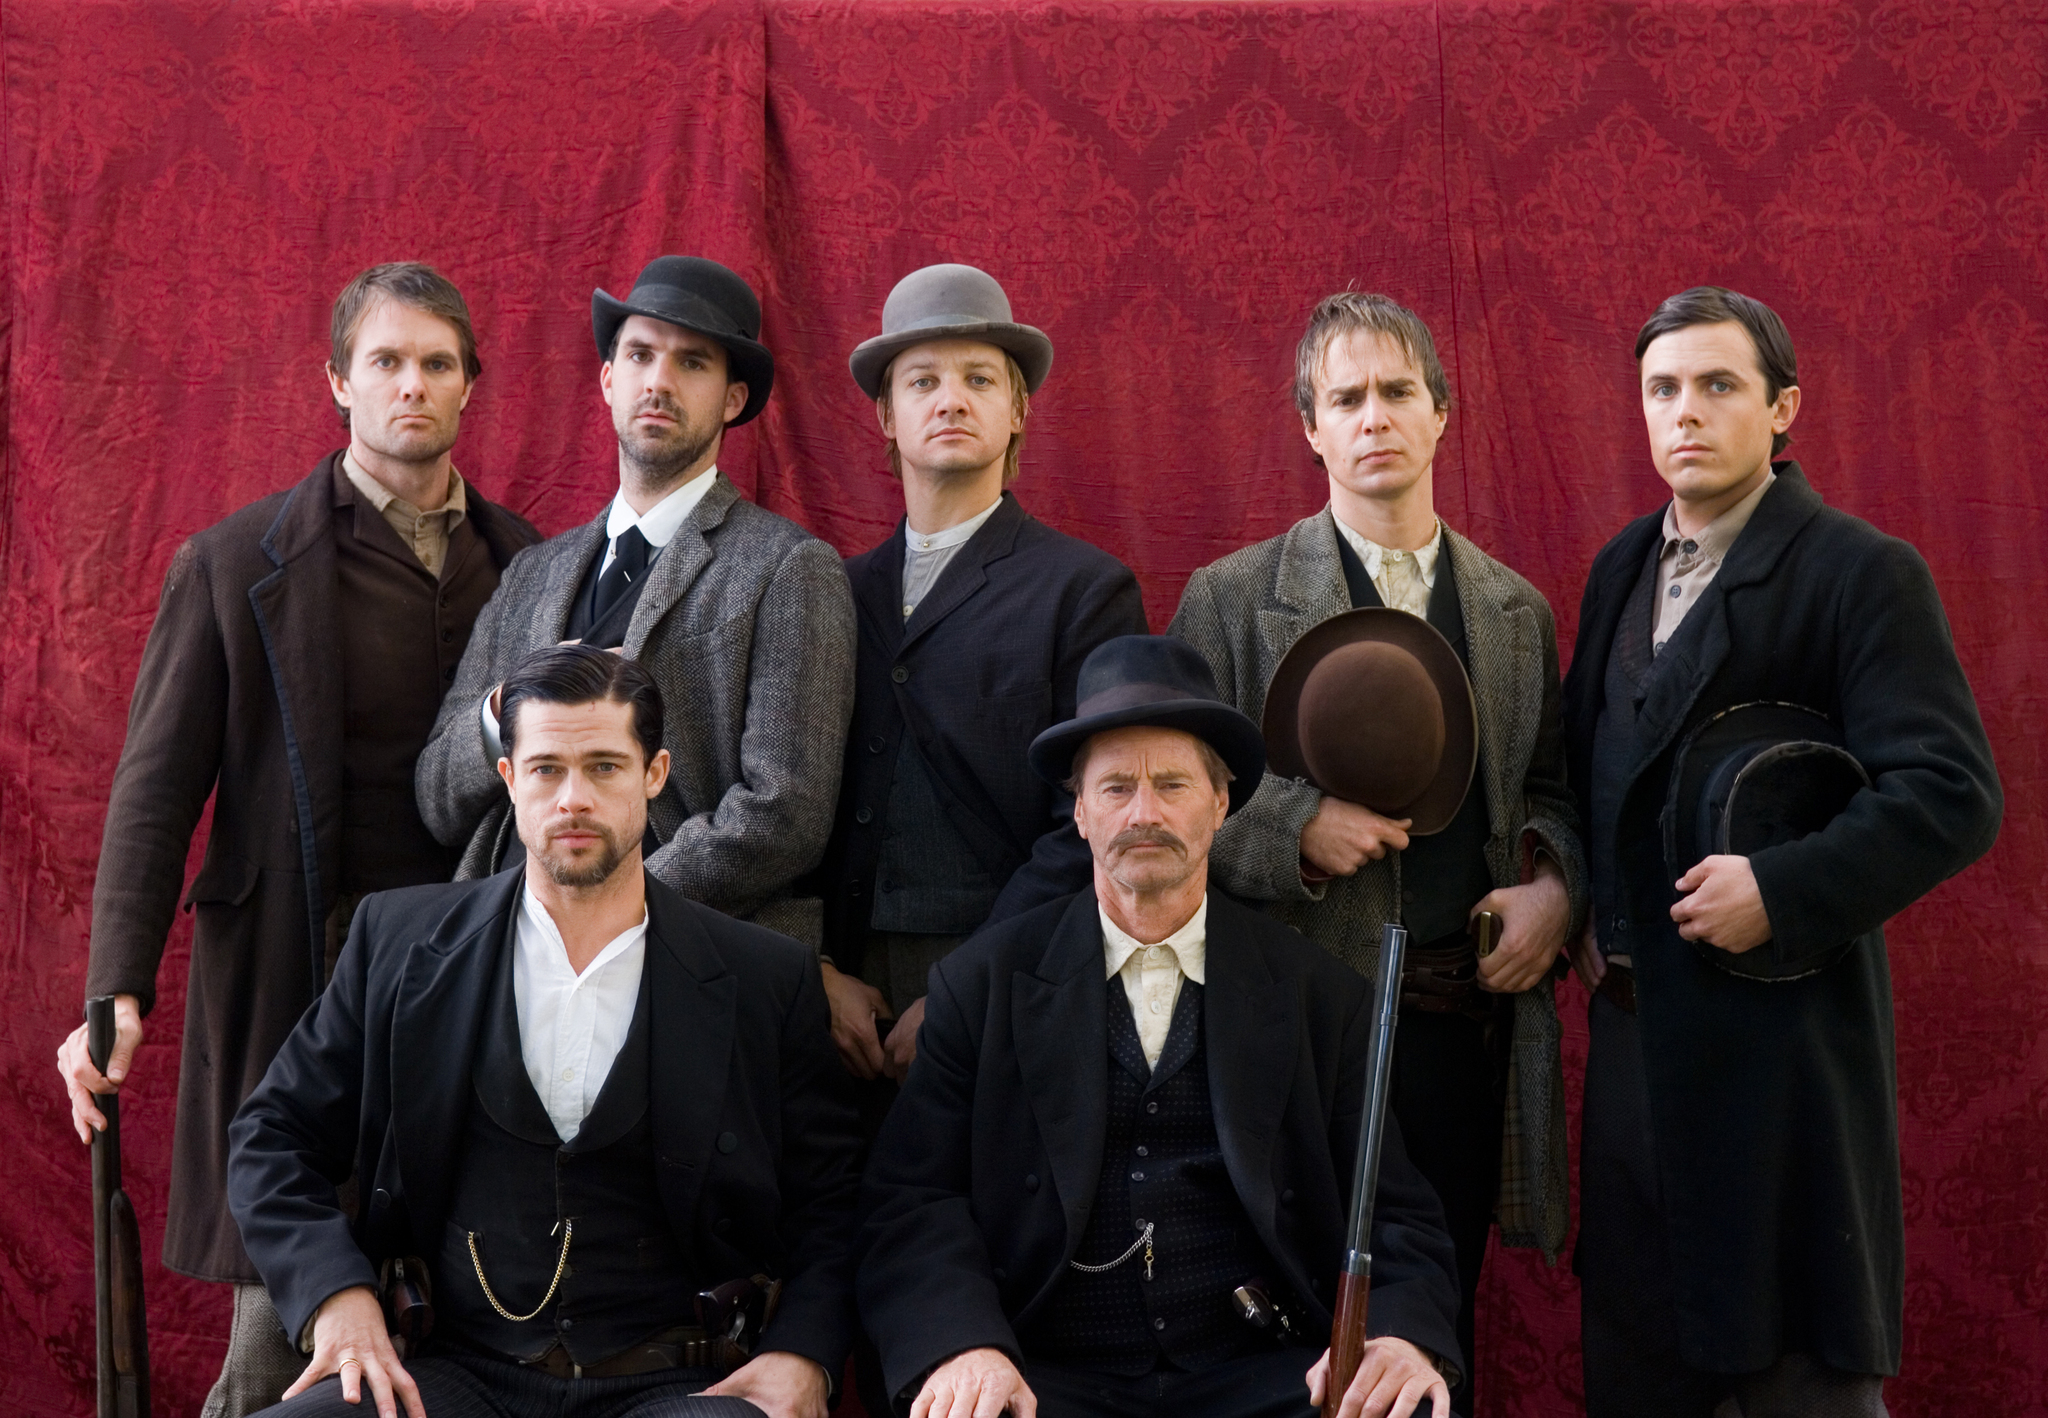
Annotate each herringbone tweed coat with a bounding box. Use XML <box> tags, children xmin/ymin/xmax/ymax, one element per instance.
<box><xmin>1169</xmin><ymin>508</ymin><xmax>1586</xmax><ymax>1256</ymax></box>
<box><xmin>417</xmin><ymin>475</ymin><xmax>855</xmax><ymax>945</ymax></box>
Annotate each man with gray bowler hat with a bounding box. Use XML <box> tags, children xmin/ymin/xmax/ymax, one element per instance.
<box><xmin>418</xmin><ymin>256</ymin><xmax>854</xmax><ymax>946</ymax></box>
<box><xmin>814</xmin><ymin>263</ymin><xmax>1145</xmax><ymax>1085</ymax></box>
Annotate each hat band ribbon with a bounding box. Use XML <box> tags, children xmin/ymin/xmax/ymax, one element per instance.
<box><xmin>1075</xmin><ymin>682</ymin><xmax>1210</xmax><ymax>719</ymax></box>
<box><xmin>626</xmin><ymin>285</ymin><xmax>748</xmax><ymax>341</ymax></box>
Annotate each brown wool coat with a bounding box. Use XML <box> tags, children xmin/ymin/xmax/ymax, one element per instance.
<box><xmin>84</xmin><ymin>453</ymin><xmax>539</xmax><ymax>1282</ymax></box>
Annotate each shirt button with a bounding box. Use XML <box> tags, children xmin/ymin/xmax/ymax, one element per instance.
<box><xmin>1669</xmin><ymin>585</ymin><xmax>1683</xmax><ymax>598</ymax></box>
<box><xmin>560</xmin><ymin>1068</ymin><xmax>574</xmax><ymax>1081</ymax></box>
<box><xmin>1130</xmin><ymin>1170</ymin><xmax>1145</xmax><ymax>1182</ymax></box>
<box><xmin>1681</xmin><ymin>540</ymin><xmax>1698</xmax><ymax>555</ymax></box>
<box><xmin>1146</xmin><ymin>1102</ymin><xmax>1159</xmax><ymax>1115</ymax></box>
<box><xmin>891</xmin><ymin>665</ymin><xmax>909</xmax><ymax>684</ymax></box>
<box><xmin>1150</xmin><ymin>1001</ymin><xmax>1164</xmax><ymax>1014</ymax></box>
<box><xmin>1153</xmin><ymin>1318</ymin><xmax>1166</xmax><ymax>1331</ymax></box>
<box><xmin>1135</xmin><ymin>1146</ymin><xmax>1149</xmax><ymax>1158</ymax></box>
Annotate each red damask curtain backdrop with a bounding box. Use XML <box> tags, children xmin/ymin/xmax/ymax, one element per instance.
<box><xmin>2</xmin><ymin>1</ymin><xmax>2042</xmax><ymax>1413</ymax></box>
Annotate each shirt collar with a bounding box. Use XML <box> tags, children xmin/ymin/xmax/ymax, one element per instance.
<box><xmin>342</xmin><ymin>450</ymin><xmax>468</xmax><ymax>520</ymax></box>
<box><xmin>518</xmin><ymin>882</ymin><xmax>649</xmax><ymax>981</ymax></box>
<box><xmin>1660</xmin><ymin>468</ymin><xmax>1776</xmax><ymax>562</ymax></box>
<box><xmin>606</xmin><ymin>466</ymin><xmax>718</xmax><ymax>550</ymax></box>
<box><xmin>1331</xmin><ymin>512</ymin><xmax>1443</xmax><ymax>589</ymax></box>
<box><xmin>1100</xmin><ymin>895</ymin><xmax>1208</xmax><ymax>985</ymax></box>
<box><xmin>905</xmin><ymin>496</ymin><xmax>1003</xmax><ymax>556</ymax></box>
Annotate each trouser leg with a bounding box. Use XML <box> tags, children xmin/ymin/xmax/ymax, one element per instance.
<box><xmin>1577</xmin><ymin>993</ymin><xmax>1719</xmax><ymax>1418</ymax></box>
<box><xmin>1719</xmin><ymin>1352</ymin><xmax>1888</xmax><ymax>1418</ymax></box>
<box><xmin>1161</xmin><ymin>1349</ymin><xmax>1323</xmax><ymax>1418</ymax></box>
<box><xmin>1388</xmin><ymin>1010</ymin><xmax>1500</xmax><ymax>1413</ymax></box>
<box><xmin>201</xmin><ymin>1283</ymin><xmax>312</xmax><ymax>1418</ymax></box>
<box><xmin>1017</xmin><ymin>1360</ymin><xmax>1154</xmax><ymax>1418</ymax></box>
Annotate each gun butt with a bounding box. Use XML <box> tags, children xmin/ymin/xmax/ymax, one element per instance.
<box><xmin>1322</xmin><ymin>1266</ymin><xmax>1372</xmax><ymax>1418</ymax></box>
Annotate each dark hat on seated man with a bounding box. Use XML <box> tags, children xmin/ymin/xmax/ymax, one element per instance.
<box><xmin>1028</xmin><ymin>635</ymin><xmax>1265</xmax><ymax>814</ymax></box>
<box><xmin>1262</xmin><ymin>607</ymin><xmax>1477</xmax><ymax>836</ymax></box>
<box><xmin>849</xmin><ymin>263</ymin><xmax>1054</xmax><ymax>399</ymax></box>
<box><xmin>592</xmin><ymin>255</ymin><xmax>775</xmax><ymax>425</ymax></box>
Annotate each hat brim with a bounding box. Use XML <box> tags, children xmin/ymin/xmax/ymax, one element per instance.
<box><xmin>592</xmin><ymin>289</ymin><xmax>776</xmax><ymax>426</ymax></box>
<box><xmin>1262</xmin><ymin>608</ymin><xmax>1477</xmax><ymax>836</ymax></box>
<box><xmin>849</xmin><ymin>321</ymin><xmax>1054</xmax><ymax>399</ymax></box>
<box><xmin>1028</xmin><ymin>698</ymin><xmax>1267</xmax><ymax>816</ymax></box>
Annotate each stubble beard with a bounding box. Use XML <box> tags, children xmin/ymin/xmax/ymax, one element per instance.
<box><xmin>535</xmin><ymin>819</ymin><xmax>633</xmax><ymax>889</ymax></box>
<box><xmin>362</xmin><ymin>405</ymin><xmax>460</xmax><ymax>465</ymax></box>
<box><xmin>616</xmin><ymin>397</ymin><xmax>720</xmax><ymax>493</ymax></box>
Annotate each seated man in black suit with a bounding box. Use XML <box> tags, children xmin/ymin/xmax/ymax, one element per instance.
<box><xmin>857</xmin><ymin>636</ymin><xmax>1462</xmax><ymax>1418</ymax></box>
<box><xmin>228</xmin><ymin>645</ymin><xmax>860</xmax><ymax>1418</ymax></box>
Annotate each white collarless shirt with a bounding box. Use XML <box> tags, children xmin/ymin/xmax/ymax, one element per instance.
<box><xmin>599</xmin><ymin>466</ymin><xmax>719</xmax><ymax>578</ymax></box>
<box><xmin>901</xmin><ymin>497</ymin><xmax>1002</xmax><ymax>619</ymax></box>
<box><xmin>512</xmin><ymin>884</ymin><xmax>648</xmax><ymax>1143</ymax></box>
<box><xmin>1100</xmin><ymin>896</ymin><xmax>1209</xmax><ymax>1069</ymax></box>
<box><xmin>1331</xmin><ymin>513</ymin><xmax>1443</xmax><ymax>618</ymax></box>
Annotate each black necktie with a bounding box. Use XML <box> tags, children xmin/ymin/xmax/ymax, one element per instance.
<box><xmin>591</xmin><ymin>525</ymin><xmax>651</xmax><ymax>626</ymax></box>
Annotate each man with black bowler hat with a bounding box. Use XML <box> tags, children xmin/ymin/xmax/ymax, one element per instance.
<box><xmin>231</xmin><ymin>645</ymin><xmax>860</xmax><ymax>1418</ymax></box>
<box><xmin>857</xmin><ymin>635</ymin><xmax>1462</xmax><ymax>1418</ymax></box>
<box><xmin>1170</xmin><ymin>292</ymin><xmax>1585</xmax><ymax>1413</ymax></box>
<box><xmin>1562</xmin><ymin>287</ymin><xmax>2001</xmax><ymax>1416</ymax></box>
<box><xmin>56</xmin><ymin>263</ymin><xmax>540</xmax><ymax>1418</ymax></box>
<box><xmin>816</xmin><ymin>262</ymin><xmax>1147</xmax><ymax>1087</ymax></box>
<box><xmin>418</xmin><ymin>256</ymin><xmax>854</xmax><ymax>947</ymax></box>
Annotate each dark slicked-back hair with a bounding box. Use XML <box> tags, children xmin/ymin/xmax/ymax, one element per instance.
<box><xmin>1635</xmin><ymin>286</ymin><xmax>1799</xmax><ymax>456</ymax></box>
<box><xmin>329</xmin><ymin>262</ymin><xmax>482</xmax><ymax>428</ymax></box>
<box><xmin>500</xmin><ymin>645</ymin><xmax>664</xmax><ymax>766</ymax></box>
<box><xmin>1293</xmin><ymin>290</ymin><xmax>1452</xmax><ymax>425</ymax></box>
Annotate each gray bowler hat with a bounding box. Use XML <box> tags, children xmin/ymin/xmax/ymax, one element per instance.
<box><xmin>849</xmin><ymin>264</ymin><xmax>1054</xmax><ymax>399</ymax></box>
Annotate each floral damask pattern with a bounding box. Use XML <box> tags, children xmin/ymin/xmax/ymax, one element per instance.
<box><xmin>1023</xmin><ymin>5</ymin><xmax>1244</xmax><ymax>148</ymax></box>
<box><xmin>7</xmin><ymin>5</ymin><xmax>190</xmax><ymax>186</ymax></box>
<box><xmin>780</xmin><ymin>2</ymin><xmax>1005</xmax><ymax>138</ymax></box>
<box><xmin>1871</xmin><ymin>0</ymin><xmax>2047</xmax><ymax>149</ymax></box>
<box><xmin>1262</xmin><ymin>4</ymin><xmax>1436</xmax><ymax>137</ymax></box>
<box><xmin>1443</xmin><ymin>1</ymin><xmax>1614</xmax><ymax>151</ymax></box>
<box><xmin>1756</xmin><ymin>106</ymin><xmax>1986</xmax><ymax>341</ymax></box>
<box><xmin>1995</xmin><ymin>145</ymin><xmax>2048</xmax><ymax>294</ymax></box>
<box><xmin>1515</xmin><ymin>106</ymin><xmax>1748</xmax><ymax>328</ymax></box>
<box><xmin>1627</xmin><ymin>1</ymin><xmax>1858</xmax><ymax>163</ymax></box>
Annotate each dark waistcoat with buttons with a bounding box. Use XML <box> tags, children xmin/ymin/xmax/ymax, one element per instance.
<box><xmin>332</xmin><ymin>467</ymin><xmax>502</xmax><ymax>892</ymax></box>
<box><xmin>1019</xmin><ymin>978</ymin><xmax>1277</xmax><ymax>1374</ymax></box>
<box><xmin>1587</xmin><ymin>543</ymin><xmax>1669</xmax><ymax>954</ymax></box>
<box><xmin>1335</xmin><ymin>534</ymin><xmax>1495</xmax><ymax>945</ymax></box>
<box><xmin>432</xmin><ymin>935</ymin><xmax>697</xmax><ymax>1365</ymax></box>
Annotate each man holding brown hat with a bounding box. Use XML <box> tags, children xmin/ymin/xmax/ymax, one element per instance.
<box><xmin>1169</xmin><ymin>292</ymin><xmax>1586</xmax><ymax>1412</ymax></box>
<box><xmin>814</xmin><ymin>263</ymin><xmax>1146</xmax><ymax>1086</ymax></box>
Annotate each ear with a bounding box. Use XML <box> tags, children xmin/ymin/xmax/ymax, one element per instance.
<box><xmin>643</xmin><ymin>747</ymin><xmax>671</xmax><ymax>799</ymax></box>
<box><xmin>722</xmin><ymin>380</ymin><xmax>748</xmax><ymax>425</ymax></box>
<box><xmin>496</xmin><ymin>756</ymin><xmax>514</xmax><ymax>792</ymax></box>
<box><xmin>1072</xmin><ymin>789</ymin><xmax>1090</xmax><ymax>842</ymax></box>
<box><xmin>1772</xmin><ymin>384</ymin><xmax>1801</xmax><ymax>435</ymax></box>
<box><xmin>876</xmin><ymin>392</ymin><xmax>896</xmax><ymax>442</ymax></box>
<box><xmin>458</xmin><ymin>374</ymin><xmax>475</xmax><ymax>413</ymax></box>
<box><xmin>599</xmin><ymin>359</ymin><xmax>616</xmax><ymax>405</ymax></box>
<box><xmin>326</xmin><ymin>360</ymin><xmax>352</xmax><ymax>410</ymax></box>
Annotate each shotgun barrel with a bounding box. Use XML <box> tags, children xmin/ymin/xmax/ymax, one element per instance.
<box><xmin>87</xmin><ymin>995</ymin><xmax>149</xmax><ymax>1418</ymax></box>
<box><xmin>1322</xmin><ymin>924</ymin><xmax>1408</xmax><ymax>1418</ymax></box>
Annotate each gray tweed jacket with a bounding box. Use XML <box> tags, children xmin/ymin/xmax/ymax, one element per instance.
<box><xmin>1169</xmin><ymin>508</ymin><xmax>1586</xmax><ymax>1256</ymax></box>
<box><xmin>416</xmin><ymin>475</ymin><xmax>855</xmax><ymax>945</ymax></box>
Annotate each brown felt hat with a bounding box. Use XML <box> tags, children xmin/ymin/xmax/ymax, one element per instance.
<box><xmin>1262</xmin><ymin>608</ymin><xmax>1477</xmax><ymax>835</ymax></box>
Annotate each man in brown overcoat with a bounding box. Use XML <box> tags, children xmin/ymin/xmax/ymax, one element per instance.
<box><xmin>55</xmin><ymin>263</ymin><xmax>539</xmax><ymax>1418</ymax></box>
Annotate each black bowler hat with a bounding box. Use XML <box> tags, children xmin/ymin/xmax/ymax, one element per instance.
<box><xmin>1028</xmin><ymin>636</ymin><xmax>1266</xmax><ymax>815</ymax></box>
<box><xmin>592</xmin><ymin>256</ymin><xmax>775</xmax><ymax>425</ymax></box>
<box><xmin>1663</xmin><ymin>701</ymin><xmax>1870</xmax><ymax>981</ymax></box>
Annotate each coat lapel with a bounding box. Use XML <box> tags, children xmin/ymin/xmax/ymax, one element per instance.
<box><xmin>849</xmin><ymin>535</ymin><xmax>908</xmax><ymax>661</ymax></box>
<box><xmin>1256</xmin><ymin>511</ymin><xmax>1351</xmax><ymax>710</ymax></box>
<box><xmin>626</xmin><ymin>477</ymin><xmax>734</xmax><ymax>653</ymax></box>
<box><xmin>646</xmin><ymin>881</ymin><xmax>739</xmax><ymax>1241</ymax></box>
<box><xmin>538</xmin><ymin>515</ymin><xmax>609</xmax><ymax>643</ymax></box>
<box><xmin>897</xmin><ymin>494</ymin><xmax>1023</xmax><ymax>654</ymax></box>
<box><xmin>1012</xmin><ymin>891</ymin><xmax>1111</xmax><ymax>1265</ymax></box>
<box><xmin>388</xmin><ymin>868</ymin><xmax>525</xmax><ymax>1239</ymax></box>
<box><xmin>1203</xmin><ymin>896</ymin><xmax>1300</xmax><ymax>1243</ymax></box>
<box><xmin>1446</xmin><ymin>530</ymin><xmax>1541</xmax><ymax>842</ymax></box>
<box><xmin>249</xmin><ymin>457</ymin><xmax>348</xmax><ymax>991</ymax></box>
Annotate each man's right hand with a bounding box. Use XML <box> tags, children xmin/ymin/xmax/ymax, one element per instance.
<box><xmin>285</xmin><ymin>1285</ymin><xmax>423</xmax><ymax>1418</ymax></box>
<box><xmin>911</xmin><ymin>1346</ymin><xmax>1037</xmax><ymax>1418</ymax></box>
<box><xmin>57</xmin><ymin>994</ymin><xmax>142</xmax><ymax>1144</ymax></box>
<box><xmin>1301</xmin><ymin>797</ymin><xmax>1412</xmax><ymax>877</ymax></box>
<box><xmin>820</xmin><ymin>960</ymin><xmax>893</xmax><ymax>1080</ymax></box>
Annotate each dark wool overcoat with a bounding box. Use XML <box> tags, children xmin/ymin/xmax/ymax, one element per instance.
<box><xmin>84</xmin><ymin>454</ymin><xmax>538</xmax><ymax>1281</ymax></box>
<box><xmin>1561</xmin><ymin>462</ymin><xmax>2002</xmax><ymax>1375</ymax></box>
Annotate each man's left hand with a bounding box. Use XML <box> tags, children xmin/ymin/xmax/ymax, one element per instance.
<box><xmin>1474</xmin><ymin>857</ymin><xmax>1571</xmax><ymax>994</ymax></box>
<box><xmin>1671</xmin><ymin>855</ymin><xmax>1772</xmax><ymax>954</ymax></box>
<box><xmin>703</xmin><ymin>1350</ymin><xmax>831</xmax><ymax>1418</ymax></box>
<box><xmin>1307</xmin><ymin>1336</ymin><xmax>1449</xmax><ymax>1418</ymax></box>
<box><xmin>882</xmin><ymin>995</ymin><xmax>926</xmax><ymax>1083</ymax></box>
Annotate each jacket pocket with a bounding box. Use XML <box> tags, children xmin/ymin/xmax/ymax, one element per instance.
<box><xmin>182</xmin><ymin>853</ymin><xmax>260</xmax><ymax>909</ymax></box>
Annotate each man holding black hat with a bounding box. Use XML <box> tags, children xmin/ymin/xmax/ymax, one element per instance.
<box><xmin>1562</xmin><ymin>286</ymin><xmax>2001</xmax><ymax>1416</ymax></box>
<box><xmin>815</xmin><ymin>262</ymin><xmax>1146</xmax><ymax>1085</ymax></box>
<box><xmin>1170</xmin><ymin>292</ymin><xmax>1585</xmax><ymax>1412</ymax></box>
<box><xmin>418</xmin><ymin>256</ymin><xmax>855</xmax><ymax>946</ymax></box>
<box><xmin>858</xmin><ymin>635</ymin><xmax>1461</xmax><ymax>1418</ymax></box>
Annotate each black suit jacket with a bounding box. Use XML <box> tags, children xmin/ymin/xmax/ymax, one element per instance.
<box><xmin>855</xmin><ymin>887</ymin><xmax>1462</xmax><ymax>1399</ymax></box>
<box><xmin>1561</xmin><ymin>462</ymin><xmax>2001</xmax><ymax>1375</ymax></box>
<box><xmin>227</xmin><ymin>866</ymin><xmax>863</xmax><ymax>1375</ymax></box>
<box><xmin>820</xmin><ymin>493</ymin><xmax>1147</xmax><ymax>963</ymax></box>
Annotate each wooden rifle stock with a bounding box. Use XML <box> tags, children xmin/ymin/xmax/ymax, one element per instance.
<box><xmin>88</xmin><ymin>995</ymin><xmax>150</xmax><ymax>1418</ymax></box>
<box><xmin>1322</xmin><ymin>925</ymin><xmax>1407</xmax><ymax>1418</ymax></box>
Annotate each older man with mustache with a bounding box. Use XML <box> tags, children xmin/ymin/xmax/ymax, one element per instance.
<box><xmin>417</xmin><ymin>256</ymin><xmax>855</xmax><ymax>947</ymax></box>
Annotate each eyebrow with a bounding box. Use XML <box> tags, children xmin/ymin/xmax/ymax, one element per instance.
<box><xmin>1324</xmin><ymin>376</ymin><xmax>1415</xmax><ymax>399</ymax></box>
<box><xmin>1645</xmin><ymin>366</ymin><xmax>1749</xmax><ymax>384</ymax></box>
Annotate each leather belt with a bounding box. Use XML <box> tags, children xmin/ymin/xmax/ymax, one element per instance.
<box><xmin>1597</xmin><ymin>962</ymin><xmax>1637</xmax><ymax>1015</ymax></box>
<box><xmin>1399</xmin><ymin>933</ymin><xmax>1496</xmax><ymax>1023</ymax></box>
<box><xmin>509</xmin><ymin>1325</ymin><xmax>717</xmax><ymax>1381</ymax></box>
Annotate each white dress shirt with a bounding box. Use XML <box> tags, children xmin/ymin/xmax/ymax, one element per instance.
<box><xmin>901</xmin><ymin>497</ymin><xmax>1002</xmax><ymax>619</ymax></box>
<box><xmin>599</xmin><ymin>465</ymin><xmax>719</xmax><ymax>577</ymax></box>
<box><xmin>1100</xmin><ymin>896</ymin><xmax>1209</xmax><ymax>1069</ymax></box>
<box><xmin>1331</xmin><ymin>513</ymin><xmax>1443</xmax><ymax>617</ymax></box>
<box><xmin>512</xmin><ymin>884</ymin><xmax>648</xmax><ymax>1143</ymax></box>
